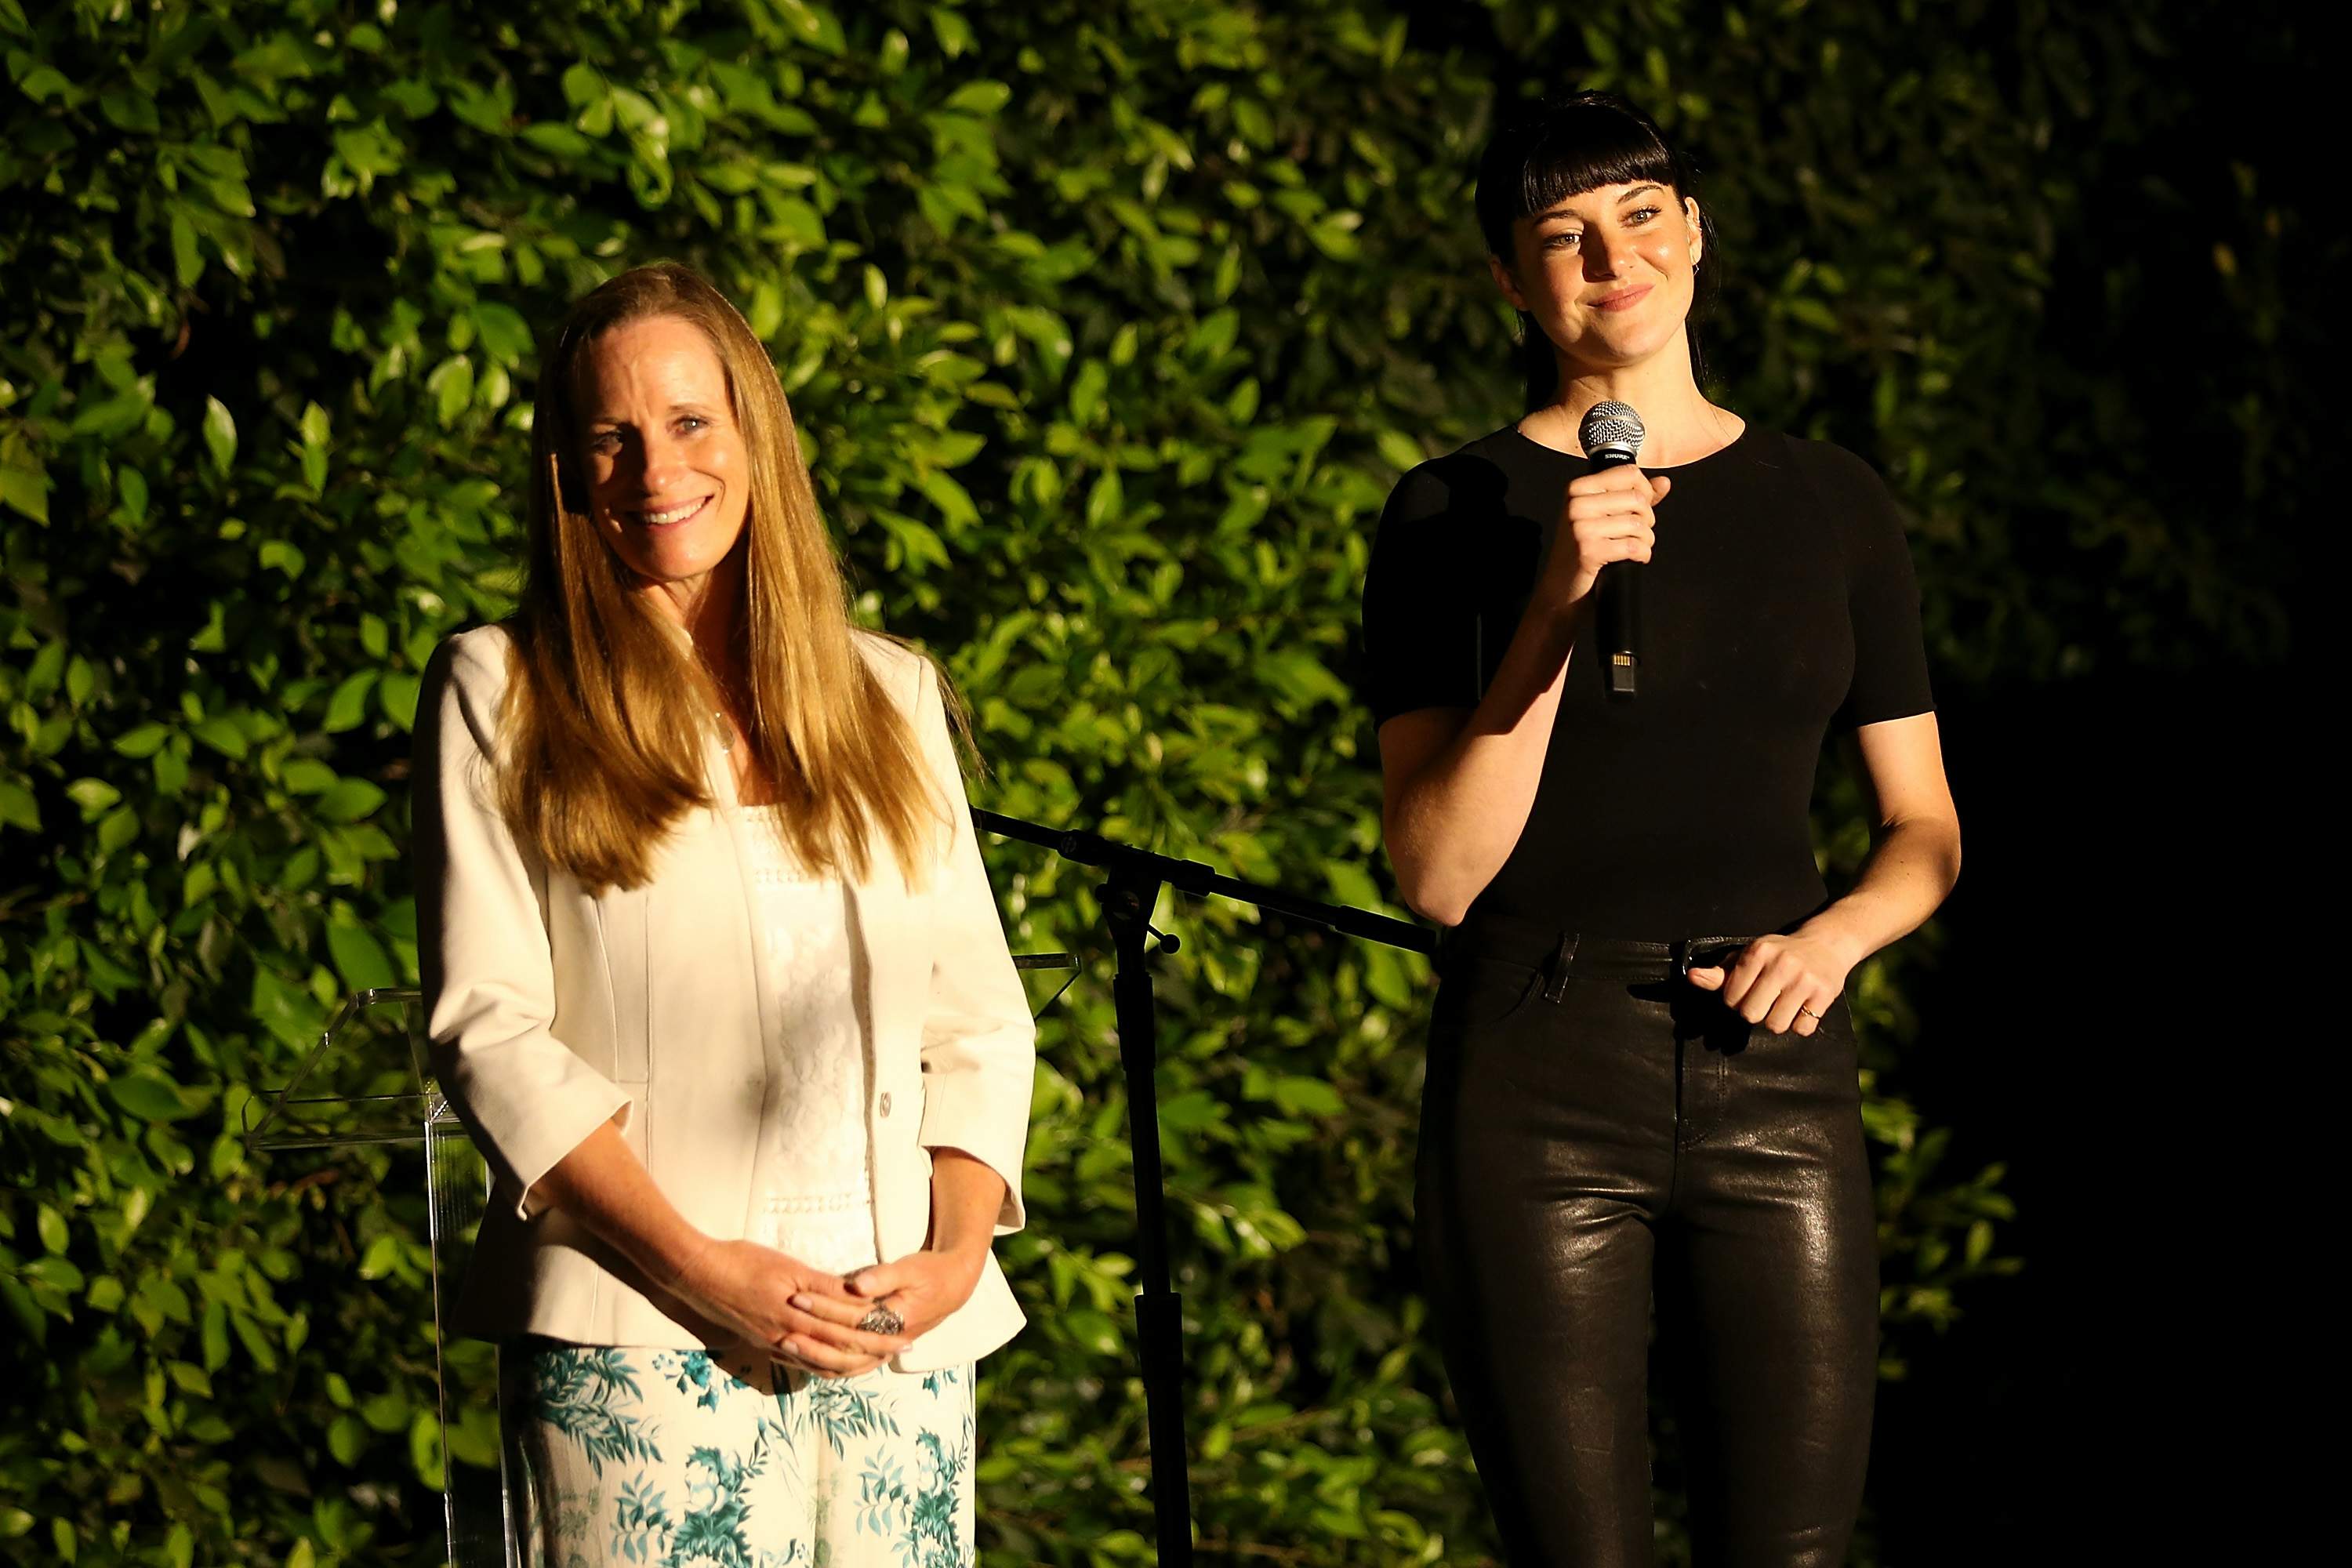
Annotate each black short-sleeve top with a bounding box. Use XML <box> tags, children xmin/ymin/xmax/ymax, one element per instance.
<box><xmin>1359</xmin><ymin>423</ymin><xmax>1933</xmax><ymax>939</ymax></box>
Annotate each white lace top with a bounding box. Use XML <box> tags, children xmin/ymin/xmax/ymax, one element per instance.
<box><xmin>740</xmin><ymin>806</ymin><xmax>878</xmax><ymax>1278</ymax></box>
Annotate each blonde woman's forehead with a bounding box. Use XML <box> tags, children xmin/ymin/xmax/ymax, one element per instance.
<box><xmin>576</xmin><ymin>315</ymin><xmax>731</xmax><ymax>419</ymax></box>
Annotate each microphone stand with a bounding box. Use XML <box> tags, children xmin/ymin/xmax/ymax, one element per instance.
<box><xmin>974</xmin><ymin>808</ymin><xmax>1436</xmax><ymax>1567</ymax></box>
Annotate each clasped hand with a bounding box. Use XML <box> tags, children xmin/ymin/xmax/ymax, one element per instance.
<box><xmin>1685</xmin><ymin>931</ymin><xmax>1854</xmax><ymax>1036</ymax></box>
<box><xmin>668</xmin><ymin>1238</ymin><xmax>982</xmax><ymax>1379</ymax></box>
<box><xmin>1538</xmin><ymin>462</ymin><xmax>1671</xmax><ymax>610</ymax></box>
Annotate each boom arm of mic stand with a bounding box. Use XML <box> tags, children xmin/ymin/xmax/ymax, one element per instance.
<box><xmin>971</xmin><ymin>808</ymin><xmax>1436</xmax><ymax>954</ymax></box>
<box><xmin>968</xmin><ymin>807</ymin><xmax>1436</xmax><ymax>1566</ymax></box>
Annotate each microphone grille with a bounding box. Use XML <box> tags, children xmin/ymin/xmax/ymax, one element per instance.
<box><xmin>1578</xmin><ymin>400</ymin><xmax>1646</xmax><ymax>463</ymax></box>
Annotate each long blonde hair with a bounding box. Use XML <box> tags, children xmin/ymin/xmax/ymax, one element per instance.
<box><xmin>498</xmin><ymin>261</ymin><xmax>942</xmax><ymax>893</ymax></box>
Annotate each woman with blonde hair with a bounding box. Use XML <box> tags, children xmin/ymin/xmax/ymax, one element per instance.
<box><xmin>414</xmin><ymin>261</ymin><xmax>1033</xmax><ymax>1566</ymax></box>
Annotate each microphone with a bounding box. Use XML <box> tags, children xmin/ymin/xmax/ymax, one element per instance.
<box><xmin>1579</xmin><ymin>400</ymin><xmax>1646</xmax><ymax>701</ymax></box>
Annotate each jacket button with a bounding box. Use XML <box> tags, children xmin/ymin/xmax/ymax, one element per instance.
<box><xmin>878</xmin><ymin>1091</ymin><xmax>892</xmax><ymax>1117</ymax></box>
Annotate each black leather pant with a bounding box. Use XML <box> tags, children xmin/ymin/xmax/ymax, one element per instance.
<box><xmin>1417</xmin><ymin>913</ymin><xmax>1878</xmax><ymax>1567</ymax></box>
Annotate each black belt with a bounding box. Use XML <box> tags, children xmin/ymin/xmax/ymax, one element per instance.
<box><xmin>1438</xmin><ymin>909</ymin><xmax>1759</xmax><ymax>1004</ymax></box>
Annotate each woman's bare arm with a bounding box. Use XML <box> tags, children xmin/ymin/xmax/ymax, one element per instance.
<box><xmin>1378</xmin><ymin>612</ymin><xmax>1575</xmax><ymax>925</ymax></box>
<box><xmin>1688</xmin><ymin>711</ymin><xmax>1962</xmax><ymax>1032</ymax></box>
<box><xmin>1380</xmin><ymin>466</ymin><xmax>1668</xmax><ymax>924</ymax></box>
<box><xmin>529</xmin><ymin>1116</ymin><xmax>710</xmax><ymax>1285</ymax></box>
<box><xmin>1793</xmin><ymin>713</ymin><xmax>1962</xmax><ymax>966</ymax></box>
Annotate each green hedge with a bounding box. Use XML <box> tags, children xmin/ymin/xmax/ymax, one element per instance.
<box><xmin>1</xmin><ymin>1</ymin><xmax>2293</xmax><ymax>1564</ymax></box>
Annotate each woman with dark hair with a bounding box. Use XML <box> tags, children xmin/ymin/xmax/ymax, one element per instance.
<box><xmin>415</xmin><ymin>261</ymin><xmax>1034</xmax><ymax>1566</ymax></box>
<box><xmin>1362</xmin><ymin>94</ymin><xmax>1962</xmax><ymax>1565</ymax></box>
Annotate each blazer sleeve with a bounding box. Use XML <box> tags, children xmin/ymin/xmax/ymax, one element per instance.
<box><xmin>908</xmin><ymin>657</ymin><xmax>1037</xmax><ymax>1236</ymax></box>
<box><xmin>414</xmin><ymin>630</ymin><xmax>633</xmax><ymax>1221</ymax></box>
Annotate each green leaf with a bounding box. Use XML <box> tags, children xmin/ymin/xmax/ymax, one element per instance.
<box><xmin>912</xmin><ymin>469</ymin><xmax>980</xmax><ymax>530</ymax></box>
<box><xmin>201</xmin><ymin>397</ymin><xmax>237</xmax><ymax>474</ymax></box>
<box><xmin>113</xmin><ymin>723</ymin><xmax>171</xmax><ymax>757</ymax></box>
<box><xmin>200</xmin><ymin>1300</ymin><xmax>228</xmax><ymax>1371</ymax></box>
<box><xmin>0</xmin><ymin>781</ymin><xmax>38</xmax><ymax>833</ymax></box>
<box><xmin>250</xmin><ymin>966</ymin><xmax>325</xmax><ymax>1051</ymax></box>
<box><xmin>560</xmin><ymin>62</ymin><xmax>604</xmax><ymax>110</ymax></box>
<box><xmin>16</xmin><ymin>67</ymin><xmax>71</xmax><ymax>102</ymax></box>
<box><xmin>474</xmin><ymin>302</ymin><xmax>533</xmax><ymax>363</ymax></box>
<box><xmin>328</xmin><ymin>1414</ymin><xmax>366</xmax><ymax>1466</ymax></box>
<box><xmin>108</xmin><ymin>1070</ymin><xmax>198</xmax><ymax>1123</ymax></box>
<box><xmin>0</xmin><ymin>455</ymin><xmax>48</xmax><ymax>523</ymax></box>
<box><xmin>191</xmin><ymin>716</ymin><xmax>248</xmax><ymax>759</ymax></box>
<box><xmin>519</xmin><ymin>122</ymin><xmax>592</xmax><ymax>158</ymax></box>
<box><xmin>929</xmin><ymin>5</ymin><xmax>974</xmax><ymax>56</ymax></box>
<box><xmin>117</xmin><ymin>465</ymin><xmax>150</xmax><ymax>522</ymax></box>
<box><xmin>410</xmin><ymin>1406</ymin><xmax>444</xmax><ymax>1490</ymax></box>
<box><xmin>358</xmin><ymin>1236</ymin><xmax>401</xmax><ymax>1281</ymax></box>
<box><xmin>170</xmin><ymin>209</ymin><xmax>204</xmax><ymax>287</ymax></box>
<box><xmin>1084</xmin><ymin>469</ymin><xmax>1123</xmax><ymax>528</ymax></box>
<box><xmin>97</xmin><ymin>806</ymin><xmax>138</xmax><ymax>854</ymax></box>
<box><xmin>379</xmin><ymin>671</ymin><xmax>421</xmax><ymax>731</ymax></box>
<box><xmin>314</xmin><ymin>779</ymin><xmax>386</xmax><ymax>822</ymax></box>
<box><xmin>100</xmin><ymin>89</ymin><xmax>161</xmax><ymax>135</ymax></box>
<box><xmin>66</xmin><ymin>778</ymin><xmax>122</xmax><ymax>815</ymax></box>
<box><xmin>70</xmin><ymin>390</ymin><xmax>149</xmax><ymax>440</ymax></box>
<box><xmin>280</xmin><ymin>757</ymin><xmax>337</xmax><ymax>794</ymax></box>
<box><xmin>1</xmin><ymin>1279</ymin><xmax>45</xmax><ymax>1345</ymax></box>
<box><xmin>1069</xmin><ymin>361</ymin><xmax>1109</xmax><ymax>425</ymax></box>
<box><xmin>426</xmin><ymin>355</ymin><xmax>474</xmax><ymax>427</ymax></box>
<box><xmin>358</xmin><ymin>1386</ymin><xmax>407</xmax><ymax>1432</ymax></box>
<box><xmin>323</xmin><ymin>671</ymin><xmax>376</xmax><ymax>732</ymax></box>
<box><xmin>774</xmin><ymin>0</ymin><xmax>847</xmax><ymax>54</ymax></box>
<box><xmin>326</xmin><ymin>920</ymin><xmax>395</xmax><ymax>993</ymax></box>
<box><xmin>1271</xmin><ymin>1075</ymin><xmax>1344</xmax><ymax>1118</ymax></box>
<box><xmin>942</xmin><ymin>80</ymin><xmax>1011</xmax><ymax>115</ymax></box>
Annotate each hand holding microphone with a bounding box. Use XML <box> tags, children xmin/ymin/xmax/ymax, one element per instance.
<box><xmin>1537</xmin><ymin>401</ymin><xmax>1668</xmax><ymax>699</ymax></box>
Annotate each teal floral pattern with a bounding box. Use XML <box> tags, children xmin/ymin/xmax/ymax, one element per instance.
<box><xmin>505</xmin><ymin>1341</ymin><xmax>975</xmax><ymax>1568</ymax></box>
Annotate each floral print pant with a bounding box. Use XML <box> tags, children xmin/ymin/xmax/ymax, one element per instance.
<box><xmin>502</xmin><ymin>1339</ymin><xmax>975</xmax><ymax>1568</ymax></box>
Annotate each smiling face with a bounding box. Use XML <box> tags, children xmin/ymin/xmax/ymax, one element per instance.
<box><xmin>1492</xmin><ymin>180</ymin><xmax>1704</xmax><ymax>375</ymax></box>
<box><xmin>574</xmin><ymin>314</ymin><xmax>752</xmax><ymax>601</ymax></box>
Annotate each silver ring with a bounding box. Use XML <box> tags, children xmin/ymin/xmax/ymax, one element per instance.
<box><xmin>855</xmin><ymin>1303</ymin><xmax>905</xmax><ymax>1336</ymax></box>
<box><xmin>1797</xmin><ymin>1004</ymin><xmax>1824</xmax><ymax>1021</ymax></box>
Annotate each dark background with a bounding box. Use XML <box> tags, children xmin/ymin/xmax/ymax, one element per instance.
<box><xmin>1874</xmin><ymin>676</ymin><xmax>2292</xmax><ymax>1558</ymax></box>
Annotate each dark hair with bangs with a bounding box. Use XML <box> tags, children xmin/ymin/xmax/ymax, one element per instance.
<box><xmin>1475</xmin><ymin>92</ymin><xmax>1718</xmax><ymax>410</ymax></box>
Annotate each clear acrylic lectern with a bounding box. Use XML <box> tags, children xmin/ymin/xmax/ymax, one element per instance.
<box><xmin>242</xmin><ymin>985</ymin><xmax>516</xmax><ymax>1568</ymax></box>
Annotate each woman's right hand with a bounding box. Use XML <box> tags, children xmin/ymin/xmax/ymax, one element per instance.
<box><xmin>1538</xmin><ymin>466</ymin><xmax>1671</xmax><ymax>610</ymax></box>
<box><xmin>668</xmin><ymin>1238</ymin><xmax>913</xmax><ymax>1377</ymax></box>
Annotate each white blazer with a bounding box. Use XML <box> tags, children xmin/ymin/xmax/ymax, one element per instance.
<box><xmin>414</xmin><ymin>622</ymin><xmax>1033</xmax><ymax>1373</ymax></box>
